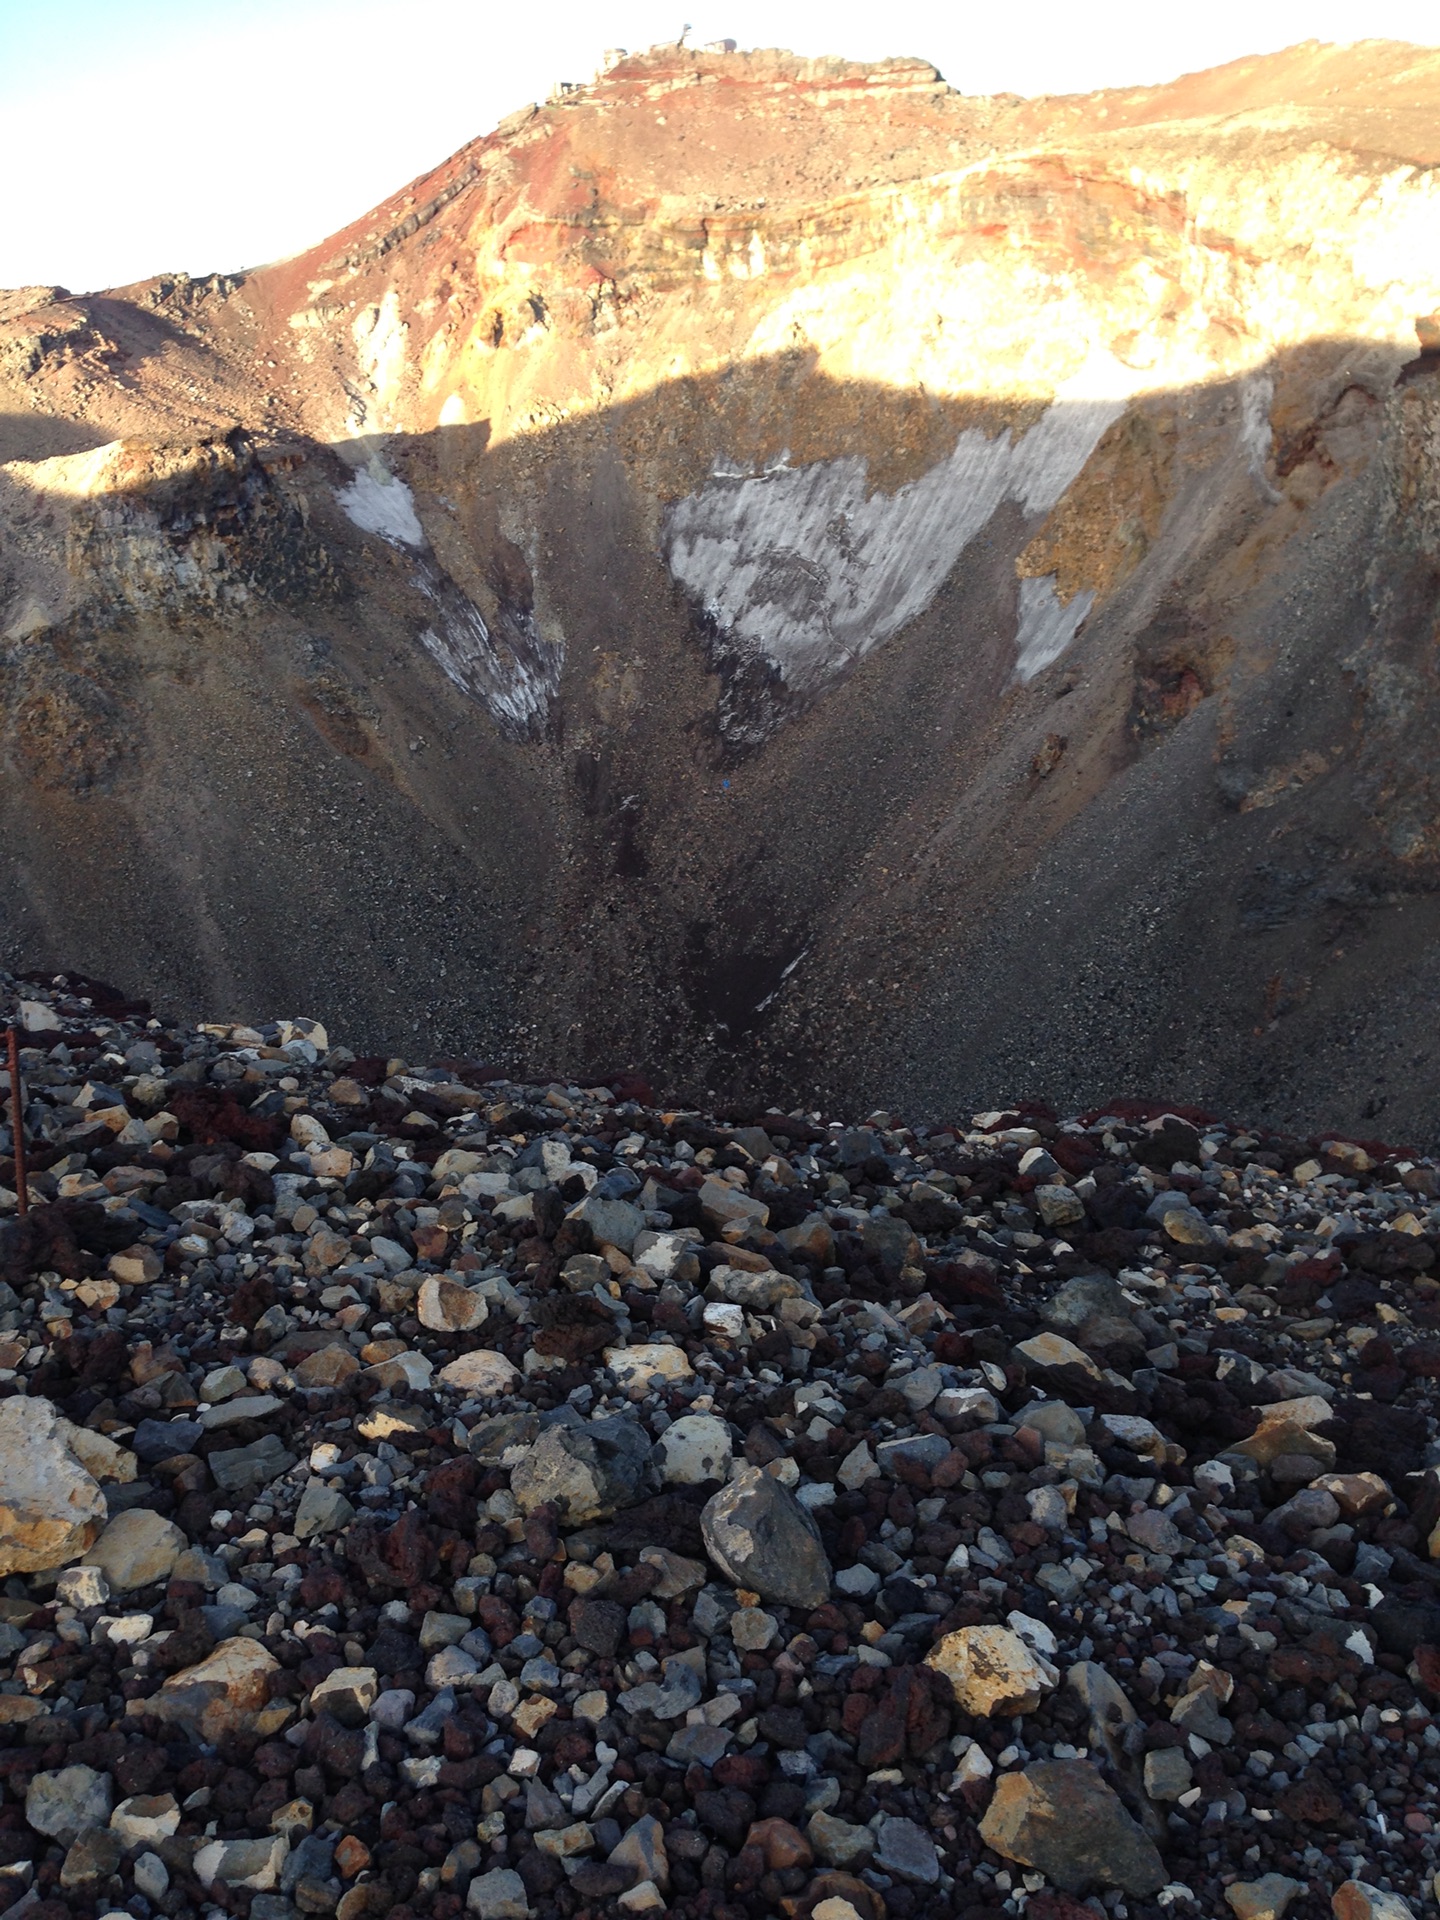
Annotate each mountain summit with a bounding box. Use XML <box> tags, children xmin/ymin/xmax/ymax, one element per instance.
<box><xmin>3</xmin><ymin>40</ymin><xmax>1440</xmax><ymax>1132</ymax></box>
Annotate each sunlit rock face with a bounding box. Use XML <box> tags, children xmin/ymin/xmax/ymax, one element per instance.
<box><xmin>2</xmin><ymin>41</ymin><xmax>1440</xmax><ymax>1135</ymax></box>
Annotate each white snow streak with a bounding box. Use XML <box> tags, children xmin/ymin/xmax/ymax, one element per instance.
<box><xmin>1013</xmin><ymin>576</ymin><xmax>1094</xmax><ymax>683</ymax></box>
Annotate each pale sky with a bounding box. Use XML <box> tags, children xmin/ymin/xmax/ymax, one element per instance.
<box><xmin>2</xmin><ymin>0</ymin><xmax>1437</xmax><ymax>294</ymax></box>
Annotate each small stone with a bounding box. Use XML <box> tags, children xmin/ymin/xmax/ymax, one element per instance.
<box><xmin>309</xmin><ymin>1666</ymin><xmax>379</xmax><ymax>1726</ymax></box>
<box><xmin>534</xmin><ymin>1823</ymin><xmax>594</xmax><ymax>1858</ymax></box>
<box><xmin>836</xmin><ymin>1563</ymin><xmax>879</xmax><ymax>1597</ymax></box>
<box><xmin>637</xmin><ymin>1546</ymin><xmax>708</xmax><ymax>1597</ymax></box>
<box><xmin>700</xmin><ymin>1463</ymin><xmax>832</xmax><ymax>1607</ymax></box>
<box><xmin>335</xmin><ymin>1834</ymin><xmax>372</xmax><ymax>1878</ymax></box>
<box><xmin>194</xmin><ymin>1834</ymin><xmax>289</xmax><ymax>1890</ymax></box>
<box><xmin>979</xmin><ymin>1760</ymin><xmax>1165</xmax><ymax>1895</ymax></box>
<box><xmin>875</xmin><ymin>1432</ymin><xmax>950</xmax><ymax>1473</ymax></box>
<box><xmin>1015</xmin><ymin>1332</ymin><xmax>1103</xmax><ymax>1380</ymax></box>
<box><xmin>1161</xmin><ymin>1206</ymin><xmax>1216</xmax><ymax>1247</ymax></box>
<box><xmin>56</xmin><ymin>1564</ymin><xmax>110</xmax><ymax>1608</ymax></box>
<box><xmin>429</xmin><ymin>1645</ymin><xmax>480</xmax><ymax>1687</ymax></box>
<box><xmin>0</xmin><ymin>1395</ymin><xmax>106</xmax><ymax>1576</ymax></box>
<box><xmin>655</xmin><ymin>1413</ymin><xmax>732</xmax><ymax>1484</ymax></box>
<box><xmin>148</xmin><ymin>1636</ymin><xmax>286</xmax><ymax>1744</ymax></box>
<box><xmin>1332</xmin><ymin>1884</ymin><xmax>1417</xmax><ymax>1920</ymax></box>
<box><xmin>436</xmin><ymin>1350</ymin><xmax>522</xmax><ymax>1394</ymax></box>
<box><xmin>210</xmin><ymin>1433</ymin><xmax>297</xmax><ymax>1494</ymax></box>
<box><xmin>356</xmin><ymin>1403</ymin><xmax>430</xmax><ymax>1441</ymax></box>
<box><xmin>512</xmin><ymin>1417</ymin><xmax>657</xmax><ymax>1525</ymax></box>
<box><xmin>201</xmin><ymin>1364</ymin><xmax>248</xmax><ymax>1402</ymax></box>
<box><xmin>731</xmin><ymin>1606</ymin><xmax>777</xmax><ymax>1650</ymax></box>
<box><xmin>570</xmin><ymin>1192</ymin><xmax>647</xmax><ymax>1254</ymax></box>
<box><xmin>1310</xmin><ymin>1471</ymin><xmax>1390</xmax><ymax>1517</ymax></box>
<box><xmin>899</xmin><ymin>1364</ymin><xmax>944</xmax><ymax>1409</ymax></box>
<box><xmin>196</xmin><ymin>1393</ymin><xmax>285</xmax><ymax>1429</ymax></box>
<box><xmin>1028</xmin><ymin>1484</ymin><xmax>1069</xmax><ymax>1530</ymax></box>
<box><xmin>697</xmin><ymin>1178</ymin><xmax>768</xmax><ymax>1236</ymax></box>
<box><xmin>702</xmin><ymin>1300</ymin><xmax>746</xmax><ymax>1339</ymax></box>
<box><xmin>294</xmin><ymin>1344</ymin><xmax>360</xmax><ymax>1387</ymax></box>
<box><xmin>1018</xmin><ymin>1401</ymin><xmax>1086</xmax><ymax>1447</ymax></box>
<box><xmin>88</xmin><ymin>1508</ymin><xmax>186</xmax><ymax>1591</ymax></box>
<box><xmin>606</xmin><ymin>1341</ymin><xmax>694</xmax><ymax>1386</ymax></box>
<box><xmin>109</xmin><ymin>1245</ymin><xmax>163</xmax><ymax>1286</ymax></box>
<box><xmin>1035</xmin><ymin>1185</ymin><xmax>1086</xmax><ymax>1229</ymax></box>
<box><xmin>294</xmin><ymin>1482</ymin><xmax>355</xmax><ymax>1538</ymax></box>
<box><xmin>60</xmin><ymin>1827</ymin><xmax>125</xmax><ymax>1891</ymax></box>
<box><xmin>836</xmin><ymin>1441</ymin><xmax>880</xmax><ymax>1490</ymax></box>
<box><xmin>874</xmin><ymin>1815</ymin><xmax>939</xmax><ymax>1885</ymax></box>
<box><xmin>935</xmin><ymin>1386</ymin><xmax>1001</xmax><ymax>1423</ymax></box>
<box><xmin>1226</xmin><ymin>1874</ymin><xmax>1305</xmax><ymax>1920</ymax></box>
<box><xmin>807</xmin><ymin>1811</ymin><xmax>876</xmax><ymax>1868</ymax></box>
<box><xmin>708</xmin><ymin>1264</ymin><xmax>803</xmax><ymax>1313</ymax></box>
<box><xmin>468</xmin><ymin>1866</ymin><xmax>530</xmax><ymax>1918</ymax></box>
<box><xmin>1235</xmin><ymin>1396</ymin><xmax>1336</xmax><ymax>1468</ymax></box>
<box><xmin>1143</xmin><ymin>1747</ymin><xmax>1194</xmax><ymax>1801</ymax></box>
<box><xmin>1066</xmin><ymin>1661</ymin><xmax>1138</xmax><ymax>1765</ymax></box>
<box><xmin>665</xmin><ymin>1721</ymin><xmax>730</xmax><ymax>1766</ymax></box>
<box><xmin>420</xmin><ymin>1609</ymin><xmax>470</xmax><ymax>1650</ymax></box>
<box><xmin>110</xmin><ymin>1793</ymin><xmax>181</xmax><ymax>1846</ymax></box>
<box><xmin>609</xmin><ymin>1813</ymin><xmax>669</xmax><ymax>1889</ymax></box>
<box><xmin>924</xmin><ymin>1625</ymin><xmax>1058</xmax><ymax>1716</ymax></box>
<box><xmin>745</xmin><ymin>1817</ymin><xmax>812</xmax><ymax>1871</ymax></box>
<box><xmin>419</xmin><ymin>1275</ymin><xmax>489</xmax><ymax>1332</ymax></box>
<box><xmin>1126</xmin><ymin>1508</ymin><xmax>1184</xmax><ymax>1555</ymax></box>
<box><xmin>27</xmin><ymin>1764</ymin><xmax>114</xmax><ymax>1842</ymax></box>
<box><xmin>617</xmin><ymin>1883</ymin><xmax>665</xmax><ymax>1914</ymax></box>
<box><xmin>134</xmin><ymin>1850</ymin><xmax>170</xmax><ymax>1900</ymax></box>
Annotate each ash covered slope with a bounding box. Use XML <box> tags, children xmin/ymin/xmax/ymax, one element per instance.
<box><xmin>2</xmin><ymin>972</ymin><xmax>1440</xmax><ymax>1918</ymax></box>
<box><xmin>3</xmin><ymin>42</ymin><xmax>1440</xmax><ymax>1134</ymax></box>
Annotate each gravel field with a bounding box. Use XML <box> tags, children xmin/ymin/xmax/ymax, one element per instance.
<box><xmin>0</xmin><ymin>968</ymin><xmax>1438</xmax><ymax>1920</ymax></box>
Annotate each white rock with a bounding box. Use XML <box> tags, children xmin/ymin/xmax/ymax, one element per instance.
<box><xmin>656</xmin><ymin>1414</ymin><xmax>732</xmax><ymax>1484</ymax></box>
<box><xmin>110</xmin><ymin>1794</ymin><xmax>181</xmax><ymax>1846</ymax></box>
<box><xmin>418</xmin><ymin>1275</ymin><xmax>489</xmax><ymax>1333</ymax></box>
<box><xmin>925</xmin><ymin>1625</ymin><xmax>1059</xmax><ymax>1715</ymax></box>
<box><xmin>56</xmin><ymin>1565</ymin><xmax>110</xmax><ymax>1608</ymax></box>
<box><xmin>0</xmin><ymin>1396</ymin><xmax>106</xmax><ymax>1577</ymax></box>
<box><xmin>437</xmin><ymin>1350</ymin><xmax>520</xmax><ymax>1395</ymax></box>
<box><xmin>605</xmin><ymin>1343</ymin><xmax>694</xmax><ymax>1386</ymax></box>
<box><xmin>194</xmin><ymin>1833</ymin><xmax>289</xmax><ymax>1890</ymax></box>
<box><xmin>88</xmin><ymin>1509</ymin><xmax>186</xmax><ymax>1591</ymax></box>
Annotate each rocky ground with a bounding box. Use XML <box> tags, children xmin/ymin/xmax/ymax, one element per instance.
<box><xmin>0</xmin><ymin>968</ymin><xmax>1438</xmax><ymax>1920</ymax></box>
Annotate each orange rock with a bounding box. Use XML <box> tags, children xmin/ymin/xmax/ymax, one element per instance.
<box><xmin>744</xmin><ymin>1817</ymin><xmax>813</xmax><ymax>1872</ymax></box>
<box><xmin>334</xmin><ymin>1835</ymin><xmax>371</xmax><ymax>1879</ymax></box>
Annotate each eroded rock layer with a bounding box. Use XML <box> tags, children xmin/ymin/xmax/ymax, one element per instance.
<box><xmin>3</xmin><ymin>42</ymin><xmax>1440</xmax><ymax>1133</ymax></box>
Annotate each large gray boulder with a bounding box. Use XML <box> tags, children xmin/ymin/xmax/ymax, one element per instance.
<box><xmin>700</xmin><ymin>1464</ymin><xmax>832</xmax><ymax>1608</ymax></box>
<box><xmin>511</xmin><ymin>1416</ymin><xmax>657</xmax><ymax>1525</ymax></box>
<box><xmin>979</xmin><ymin>1760</ymin><xmax>1165</xmax><ymax>1895</ymax></box>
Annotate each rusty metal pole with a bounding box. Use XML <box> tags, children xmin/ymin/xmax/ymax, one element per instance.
<box><xmin>6</xmin><ymin>1024</ymin><xmax>26</xmax><ymax>1219</ymax></box>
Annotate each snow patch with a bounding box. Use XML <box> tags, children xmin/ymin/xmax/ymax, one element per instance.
<box><xmin>665</xmin><ymin>359</ymin><xmax>1132</xmax><ymax>715</ymax></box>
<box><xmin>415</xmin><ymin>561</ymin><xmax>562</xmax><ymax>737</ymax></box>
<box><xmin>1013</xmin><ymin>576</ymin><xmax>1094</xmax><ymax>683</ymax></box>
<box><xmin>337</xmin><ymin>469</ymin><xmax>425</xmax><ymax>547</ymax></box>
<box><xmin>1239</xmin><ymin>371</ymin><xmax>1283</xmax><ymax>504</ymax></box>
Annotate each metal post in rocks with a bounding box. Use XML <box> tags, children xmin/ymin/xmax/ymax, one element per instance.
<box><xmin>6</xmin><ymin>1022</ymin><xmax>26</xmax><ymax>1218</ymax></box>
